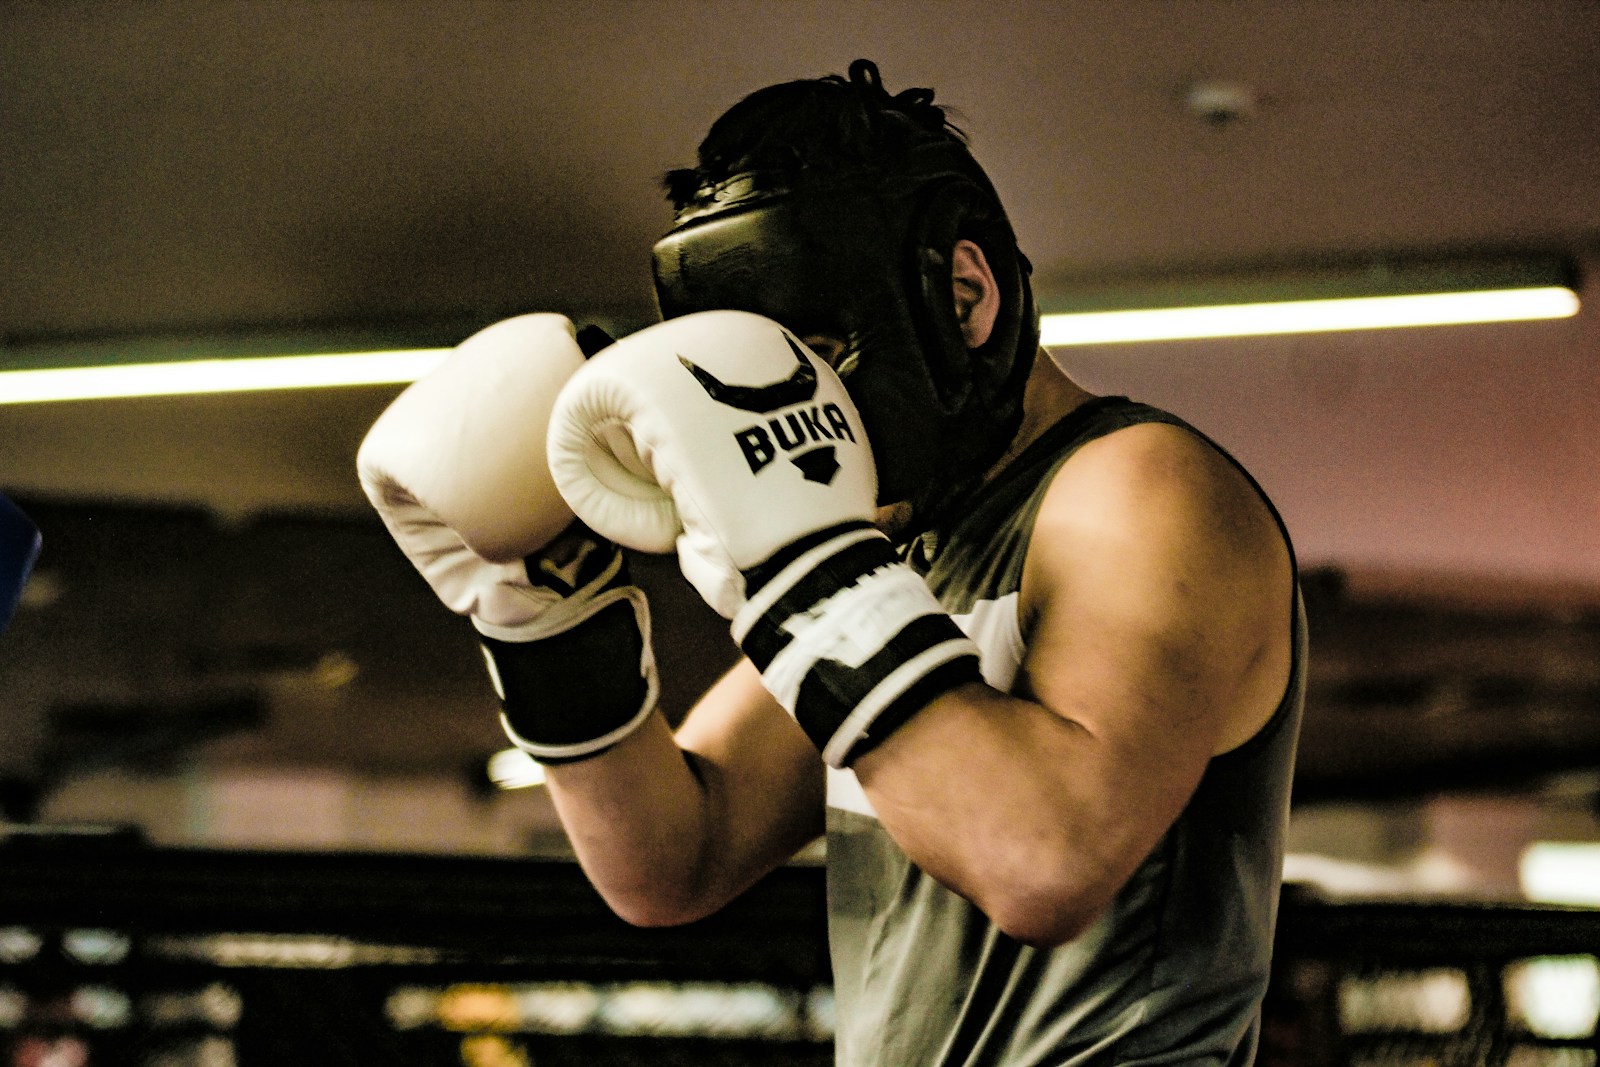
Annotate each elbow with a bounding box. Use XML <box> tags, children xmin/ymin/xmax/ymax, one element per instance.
<box><xmin>591</xmin><ymin>871</ymin><xmax>731</xmax><ymax>930</ymax></box>
<box><xmin>986</xmin><ymin>893</ymin><xmax>1102</xmax><ymax>949</ymax></box>
<box><xmin>600</xmin><ymin>887</ymin><xmax>719</xmax><ymax>930</ymax></box>
<box><xmin>610</xmin><ymin>902</ymin><xmax>698</xmax><ymax>929</ymax></box>
<box><xmin>972</xmin><ymin>861</ymin><xmax>1116</xmax><ymax>948</ymax></box>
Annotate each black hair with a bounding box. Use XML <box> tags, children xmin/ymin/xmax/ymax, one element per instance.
<box><xmin>663</xmin><ymin>59</ymin><xmax>970</xmax><ymax>210</ymax></box>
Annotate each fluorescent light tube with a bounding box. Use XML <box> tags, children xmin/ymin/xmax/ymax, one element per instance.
<box><xmin>0</xmin><ymin>254</ymin><xmax>1579</xmax><ymax>401</ymax></box>
<box><xmin>0</xmin><ymin>348</ymin><xmax>451</xmax><ymax>405</ymax></box>
<box><xmin>1041</xmin><ymin>285</ymin><xmax>1579</xmax><ymax>347</ymax></box>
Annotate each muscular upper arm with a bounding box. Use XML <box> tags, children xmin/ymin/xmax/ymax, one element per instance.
<box><xmin>1019</xmin><ymin>421</ymin><xmax>1293</xmax><ymax>814</ymax></box>
<box><xmin>848</xmin><ymin>421</ymin><xmax>1294</xmax><ymax>944</ymax></box>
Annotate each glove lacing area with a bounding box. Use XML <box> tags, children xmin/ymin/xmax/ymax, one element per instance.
<box><xmin>477</xmin><ymin>531</ymin><xmax>659</xmax><ymax>765</ymax></box>
<box><xmin>734</xmin><ymin>521</ymin><xmax>981</xmax><ymax>768</ymax></box>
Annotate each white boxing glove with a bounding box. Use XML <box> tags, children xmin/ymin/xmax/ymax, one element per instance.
<box><xmin>548</xmin><ymin>310</ymin><xmax>980</xmax><ymax>768</ymax></box>
<box><xmin>548</xmin><ymin>310</ymin><xmax>874</xmax><ymax>614</ymax></box>
<box><xmin>358</xmin><ymin>314</ymin><xmax>657</xmax><ymax>763</ymax></box>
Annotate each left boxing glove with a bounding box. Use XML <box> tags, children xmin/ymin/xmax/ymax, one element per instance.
<box><xmin>358</xmin><ymin>314</ymin><xmax>657</xmax><ymax>763</ymax></box>
<box><xmin>548</xmin><ymin>310</ymin><xmax>980</xmax><ymax>769</ymax></box>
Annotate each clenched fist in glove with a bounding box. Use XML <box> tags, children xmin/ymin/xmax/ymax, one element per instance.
<box><xmin>358</xmin><ymin>314</ymin><xmax>657</xmax><ymax>763</ymax></box>
<box><xmin>547</xmin><ymin>310</ymin><xmax>981</xmax><ymax>769</ymax></box>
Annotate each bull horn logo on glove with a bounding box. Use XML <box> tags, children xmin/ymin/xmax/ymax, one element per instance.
<box><xmin>678</xmin><ymin>336</ymin><xmax>855</xmax><ymax>486</ymax></box>
<box><xmin>676</xmin><ymin>333</ymin><xmax>818</xmax><ymax>412</ymax></box>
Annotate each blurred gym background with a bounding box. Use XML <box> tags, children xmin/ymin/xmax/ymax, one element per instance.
<box><xmin>2</xmin><ymin>3</ymin><xmax>1598</xmax><ymax>1063</ymax></box>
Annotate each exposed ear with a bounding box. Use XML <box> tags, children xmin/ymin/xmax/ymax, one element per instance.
<box><xmin>951</xmin><ymin>239</ymin><xmax>999</xmax><ymax>348</ymax></box>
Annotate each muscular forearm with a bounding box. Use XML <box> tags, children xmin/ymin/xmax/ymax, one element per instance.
<box><xmin>544</xmin><ymin>681</ymin><xmax>825</xmax><ymax>927</ymax></box>
<box><xmin>543</xmin><ymin>711</ymin><xmax>728</xmax><ymax>926</ymax></box>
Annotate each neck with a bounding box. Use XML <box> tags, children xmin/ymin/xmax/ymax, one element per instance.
<box><xmin>982</xmin><ymin>348</ymin><xmax>1095</xmax><ymax>482</ymax></box>
<box><xmin>875</xmin><ymin>351</ymin><xmax>1094</xmax><ymax>542</ymax></box>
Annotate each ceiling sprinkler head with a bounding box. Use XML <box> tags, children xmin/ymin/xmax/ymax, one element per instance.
<box><xmin>1184</xmin><ymin>81</ymin><xmax>1261</xmax><ymax>127</ymax></box>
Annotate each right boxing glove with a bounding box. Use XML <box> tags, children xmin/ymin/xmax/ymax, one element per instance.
<box><xmin>547</xmin><ymin>311</ymin><xmax>981</xmax><ymax>770</ymax></box>
<box><xmin>357</xmin><ymin>314</ymin><xmax>658</xmax><ymax>763</ymax></box>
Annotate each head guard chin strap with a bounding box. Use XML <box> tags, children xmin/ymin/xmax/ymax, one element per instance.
<box><xmin>652</xmin><ymin>62</ymin><xmax>1040</xmax><ymax>535</ymax></box>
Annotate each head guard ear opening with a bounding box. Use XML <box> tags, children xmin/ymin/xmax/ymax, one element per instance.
<box><xmin>906</xmin><ymin>176</ymin><xmax>1037</xmax><ymax>446</ymax></box>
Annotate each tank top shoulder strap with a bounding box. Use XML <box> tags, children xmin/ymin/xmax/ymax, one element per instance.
<box><xmin>1021</xmin><ymin>395</ymin><xmax>1300</xmax><ymax>576</ymax></box>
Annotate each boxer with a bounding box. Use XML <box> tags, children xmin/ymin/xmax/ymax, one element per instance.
<box><xmin>363</xmin><ymin>61</ymin><xmax>1304</xmax><ymax>1066</ymax></box>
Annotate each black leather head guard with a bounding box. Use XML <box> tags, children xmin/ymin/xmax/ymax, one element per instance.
<box><xmin>652</xmin><ymin>61</ymin><xmax>1039</xmax><ymax>531</ymax></box>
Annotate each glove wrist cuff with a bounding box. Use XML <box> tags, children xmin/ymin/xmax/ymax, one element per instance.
<box><xmin>733</xmin><ymin>524</ymin><xmax>981</xmax><ymax>769</ymax></box>
<box><xmin>481</xmin><ymin>586</ymin><xmax>658</xmax><ymax>764</ymax></box>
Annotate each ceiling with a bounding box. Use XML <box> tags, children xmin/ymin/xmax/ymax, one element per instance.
<box><xmin>5</xmin><ymin>0</ymin><xmax>1599</xmax><ymax>340</ymax></box>
<box><xmin>2</xmin><ymin>0</ymin><xmax>1597</xmax><ymax>573</ymax></box>
<box><xmin>1</xmin><ymin>2</ymin><xmax>1599</xmax><ymax>817</ymax></box>
<box><xmin>1</xmin><ymin>1</ymin><xmax>1596</xmax><ymax>498</ymax></box>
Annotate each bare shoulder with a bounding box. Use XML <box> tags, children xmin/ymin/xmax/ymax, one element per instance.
<box><xmin>1024</xmin><ymin>420</ymin><xmax>1287</xmax><ymax>602</ymax></box>
<box><xmin>1020</xmin><ymin>419</ymin><xmax>1293</xmax><ymax>754</ymax></box>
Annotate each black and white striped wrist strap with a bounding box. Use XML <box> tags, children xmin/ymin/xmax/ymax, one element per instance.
<box><xmin>734</xmin><ymin>525</ymin><xmax>981</xmax><ymax>768</ymax></box>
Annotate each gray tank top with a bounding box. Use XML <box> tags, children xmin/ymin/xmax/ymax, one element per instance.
<box><xmin>825</xmin><ymin>396</ymin><xmax>1305</xmax><ymax>1065</ymax></box>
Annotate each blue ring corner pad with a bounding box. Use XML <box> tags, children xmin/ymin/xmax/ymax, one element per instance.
<box><xmin>0</xmin><ymin>493</ymin><xmax>42</xmax><ymax>635</ymax></box>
